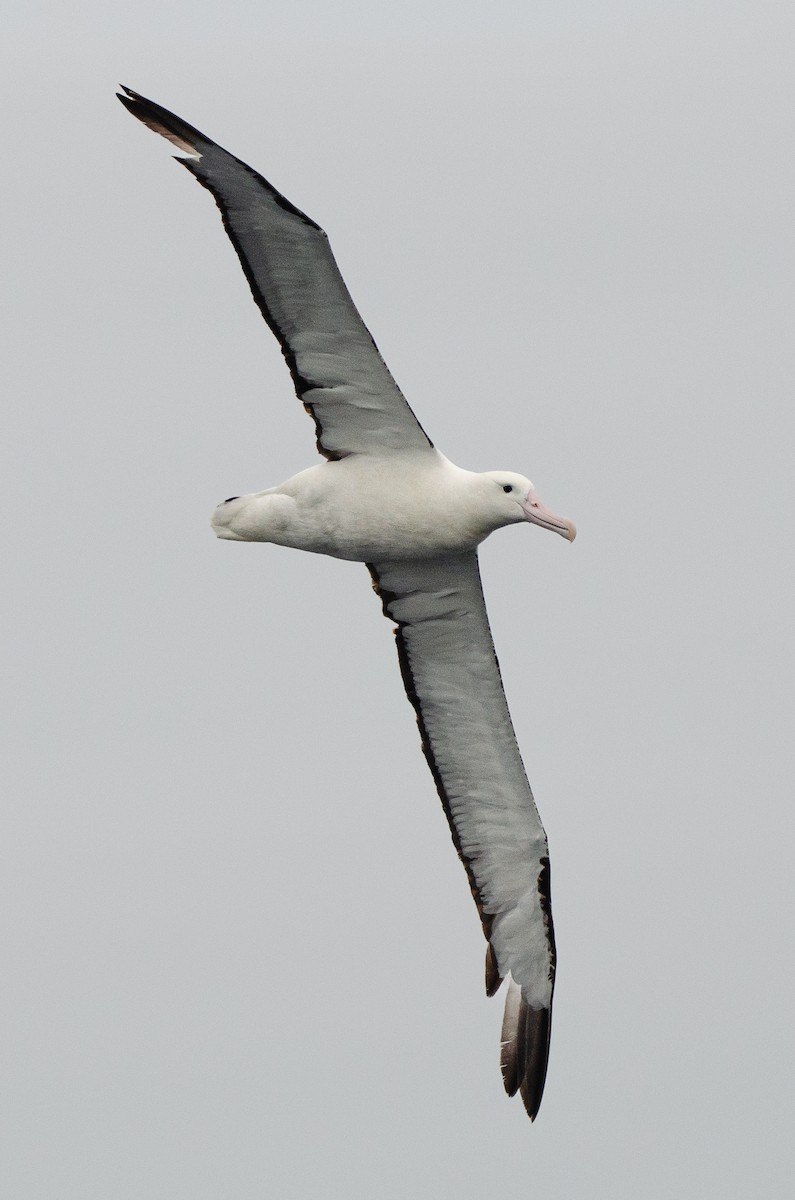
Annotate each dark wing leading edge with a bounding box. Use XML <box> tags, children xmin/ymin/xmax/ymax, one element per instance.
<box><xmin>118</xmin><ymin>87</ymin><xmax>434</xmax><ymax>461</ymax></box>
<box><xmin>368</xmin><ymin>553</ymin><xmax>556</xmax><ymax>1121</ymax></box>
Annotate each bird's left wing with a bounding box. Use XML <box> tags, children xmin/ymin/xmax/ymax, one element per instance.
<box><xmin>118</xmin><ymin>87</ymin><xmax>434</xmax><ymax>461</ymax></box>
<box><xmin>368</xmin><ymin>552</ymin><xmax>556</xmax><ymax>1120</ymax></box>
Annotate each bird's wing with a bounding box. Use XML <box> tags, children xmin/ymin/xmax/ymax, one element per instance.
<box><xmin>368</xmin><ymin>552</ymin><xmax>556</xmax><ymax>1120</ymax></box>
<box><xmin>118</xmin><ymin>87</ymin><xmax>434</xmax><ymax>461</ymax></box>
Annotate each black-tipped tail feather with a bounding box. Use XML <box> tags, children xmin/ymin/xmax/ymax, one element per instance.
<box><xmin>500</xmin><ymin>981</ymin><xmax>552</xmax><ymax>1121</ymax></box>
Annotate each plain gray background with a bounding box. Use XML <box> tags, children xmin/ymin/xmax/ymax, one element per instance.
<box><xmin>4</xmin><ymin>2</ymin><xmax>793</xmax><ymax>1196</ymax></box>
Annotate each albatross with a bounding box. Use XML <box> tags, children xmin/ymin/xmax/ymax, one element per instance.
<box><xmin>119</xmin><ymin>86</ymin><xmax>576</xmax><ymax>1121</ymax></box>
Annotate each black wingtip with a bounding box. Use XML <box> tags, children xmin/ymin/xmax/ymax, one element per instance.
<box><xmin>485</xmin><ymin>944</ymin><xmax>502</xmax><ymax>998</ymax></box>
<box><xmin>500</xmin><ymin>983</ymin><xmax>552</xmax><ymax>1121</ymax></box>
<box><xmin>518</xmin><ymin>1004</ymin><xmax>552</xmax><ymax>1121</ymax></box>
<box><xmin>116</xmin><ymin>85</ymin><xmax>210</xmax><ymax>158</ymax></box>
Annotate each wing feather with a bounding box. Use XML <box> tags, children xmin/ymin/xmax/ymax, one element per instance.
<box><xmin>118</xmin><ymin>87</ymin><xmax>433</xmax><ymax>461</ymax></box>
<box><xmin>368</xmin><ymin>553</ymin><xmax>556</xmax><ymax>1120</ymax></box>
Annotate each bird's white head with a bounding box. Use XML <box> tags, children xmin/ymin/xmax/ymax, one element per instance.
<box><xmin>478</xmin><ymin>471</ymin><xmax>577</xmax><ymax>542</ymax></box>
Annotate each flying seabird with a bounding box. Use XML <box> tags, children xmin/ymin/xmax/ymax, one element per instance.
<box><xmin>119</xmin><ymin>86</ymin><xmax>576</xmax><ymax>1121</ymax></box>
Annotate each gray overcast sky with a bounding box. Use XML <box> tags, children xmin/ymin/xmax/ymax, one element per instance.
<box><xmin>3</xmin><ymin>3</ymin><xmax>793</xmax><ymax>1196</ymax></box>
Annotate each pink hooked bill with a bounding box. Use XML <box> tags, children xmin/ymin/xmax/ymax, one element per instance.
<box><xmin>520</xmin><ymin>487</ymin><xmax>577</xmax><ymax>542</ymax></box>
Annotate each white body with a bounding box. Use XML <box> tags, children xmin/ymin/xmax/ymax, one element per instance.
<box><xmin>212</xmin><ymin>454</ymin><xmax>539</xmax><ymax>561</ymax></box>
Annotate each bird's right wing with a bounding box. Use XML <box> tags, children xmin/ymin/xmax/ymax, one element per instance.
<box><xmin>368</xmin><ymin>552</ymin><xmax>556</xmax><ymax>1120</ymax></box>
<box><xmin>118</xmin><ymin>87</ymin><xmax>434</xmax><ymax>462</ymax></box>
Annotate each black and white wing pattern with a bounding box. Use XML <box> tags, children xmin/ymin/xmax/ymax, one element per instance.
<box><xmin>118</xmin><ymin>87</ymin><xmax>434</xmax><ymax>462</ymax></box>
<box><xmin>368</xmin><ymin>552</ymin><xmax>556</xmax><ymax>1120</ymax></box>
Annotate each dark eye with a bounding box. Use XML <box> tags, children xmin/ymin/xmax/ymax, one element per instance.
<box><xmin>502</xmin><ymin>485</ymin><xmax>513</xmax><ymax>493</ymax></box>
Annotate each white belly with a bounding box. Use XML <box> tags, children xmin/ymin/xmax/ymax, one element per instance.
<box><xmin>211</xmin><ymin>454</ymin><xmax>493</xmax><ymax>561</ymax></box>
